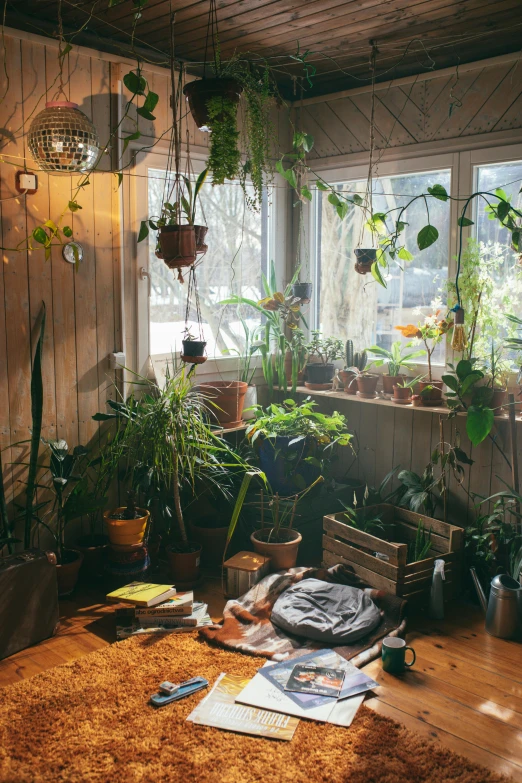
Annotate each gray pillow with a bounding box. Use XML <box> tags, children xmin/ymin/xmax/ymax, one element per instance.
<box><xmin>271</xmin><ymin>578</ymin><xmax>381</xmax><ymax>644</ymax></box>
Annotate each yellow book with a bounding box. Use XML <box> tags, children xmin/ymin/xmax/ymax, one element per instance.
<box><xmin>106</xmin><ymin>582</ymin><xmax>177</xmax><ymax>607</ymax></box>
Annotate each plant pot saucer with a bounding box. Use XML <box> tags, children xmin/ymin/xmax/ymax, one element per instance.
<box><xmin>357</xmin><ymin>391</ymin><xmax>378</xmax><ymax>399</ymax></box>
<box><xmin>180</xmin><ymin>354</ymin><xmax>207</xmax><ymax>364</ymax></box>
<box><xmin>393</xmin><ymin>397</ymin><xmax>412</xmax><ymax>405</ymax></box>
<box><xmin>220</xmin><ymin>419</ymin><xmax>244</xmax><ymax>429</ymax></box>
<box><xmin>304</xmin><ymin>382</ymin><xmax>333</xmax><ymax>391</ymax></box>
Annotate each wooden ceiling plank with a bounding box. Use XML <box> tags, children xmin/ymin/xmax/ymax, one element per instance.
<box><xmin>422</xmin><ymin>68</ymin><xmax>483</xmax><ymax>139</ymax></box>
<box><xmin>430</xmin><ymin>66</ymin><xmax>504</xmax><ymax>140</ymax></box>
<box><xmin>310</xmin><ymin>100</ymin><xmax>366</xmax><ymax>154</ymax></box>
<box><xmin>325</xmin><ymin>98</ymin><xmax>380</xmax><ymax>151</ymax></box>
<box><xmin>351</xmin><ymin>90</ymin><xmax>417</xmax><ymax>149</ymax></box>
<box><xmin>378</xmin><ymin>78</ymin><xmax>427</xmax><ymax>142</ymax></box>
<box><xmin>461</xmin><ymin>62</ymin><xmax>522</xmax><ymax>136</ymax></box>
<box><xmin>301</xmin><ymin>105</ymin><xmax>345</xmax><ymax>157</ymax></box>
<box><xmin>492</xmin><ymin>90</ymin><xmax>522</xmax><ymax>133</ymax></box>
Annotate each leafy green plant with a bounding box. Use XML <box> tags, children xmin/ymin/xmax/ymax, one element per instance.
<box><xmin>288</xmin><ymin>329</ymin><xmax>308</xmax><ymax>395</ymax></box>
<box><xmin>306</xmin><ymin>331</ymin><xmax>344</xmax><ymax>365</ymax></box>
<box><xmin>207</xmin><ymin>96</ymin><xmax>241</xmax><ymax>185</ymax></box>
<box><xmin>396</xmin><ymin>312</ymin><xmax>453</xmax><ymax>383</ymax></box>
<box><xmin>367</xmin><ymin>341</ymin><xmax>426</xmax><ymax>376</ymax></box>
<box><xmin>443</xmin><ymin>359</ymin><xmax>494</xmax><ymax>446</ymax></box>
<box><xmin>407</xmin><ymin>520</ymin><xmax>433</xmax><ymax>563</ymax></box>
<box><xmin>246</xmin><ymin>398</ymin><xmax>351</xmax><ymax>446</ymax></box>
<box><xmin>505</xmin><ymin>313</ymin><xmax>522</xmax><ymax>363</ymax></box>
<box><xmin>396</xmin><ymin>374</ymin><xmax>426</xmax><ymax>390</ymax></box>
<box><xmin>338</xmin><ymin>500</ymin><xmax>389</xmax><ymax>537</ymax></box>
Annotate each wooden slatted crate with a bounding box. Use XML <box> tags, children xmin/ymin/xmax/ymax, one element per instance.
<box><xmin>323</xmin><ymin>504</ymin><xmax>464</xmax><ymax>605</ymax></box>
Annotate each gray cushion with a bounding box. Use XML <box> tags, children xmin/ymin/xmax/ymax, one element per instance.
<box><xmin>271</xmin><ymin>578</ymin><xmax>381</xmax><ymax>644</ymax></box>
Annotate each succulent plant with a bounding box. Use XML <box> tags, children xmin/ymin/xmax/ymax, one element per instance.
<box><xmin>345</xmin><ymin>339</ymin><xmax>354</xmax><ymax>369</ymax></box>
<box><xmin>353</xmin><ymin>350</ymin><xmax>367</xmax><ymax>371</ymax></box>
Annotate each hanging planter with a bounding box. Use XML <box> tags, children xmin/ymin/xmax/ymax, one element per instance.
<box><xmin>181</xmin><ymin>338</ymin><xmax>207</xmax><ymax>364</ymax></box>
<box><xmin>159</xmin><ymin>225</ymin><xmax>197</xmax><ymax>269</ymax></box>
<box><xmin>354</xmin><ymin>248</ymin><xmax>377</xmax><ymax>275</ymax></box>
<box><xmin>183</xmin><ymin>78</ymin><xmax>243</xmax><ymax>132</ymax></box>
<box><xmin>194</xmin><ymin>224</ymin><xmax>209</xmax><ymax>255</ymax></box>
<box><xmin>28</xmin><ymin>101</ymin><xmax>100</xmax><ymax>173</ymax></box>
<box><xmin>291</xmin><ymin>282</ymin><xmax>313</xmax><ymax>303</ymax></box>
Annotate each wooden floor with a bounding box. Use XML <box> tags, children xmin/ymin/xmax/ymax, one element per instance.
<box><xmin>1</xmin><ymin>582</ymin><xmax>521</xmax><ymax>781</ymax></box>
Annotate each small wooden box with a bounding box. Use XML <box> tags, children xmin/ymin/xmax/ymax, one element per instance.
<box><xmin>322</xmin><ymin>504</ymin><xmax>464</xmax><ymax>606</ymax></box>
<box><xmin>223</xmin><ymin>551</ymin><xmax>271</xmax><ymax>599</ymax></box>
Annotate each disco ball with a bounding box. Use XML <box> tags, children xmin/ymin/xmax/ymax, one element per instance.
<box><xmin>28</xmin><ymin>101</ymin><xmax>100</xmax><ymax>173</ymax></box>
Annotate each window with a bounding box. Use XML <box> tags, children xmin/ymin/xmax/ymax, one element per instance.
<box><xmin>473</xmin><ymin>159</ymin><xmax>522</xmax><ymax>360</ymax></box>
<box><xmin>147</xmin><ymin>167</ymin><xmax>269</xmax><ymax>358</ymax></box>
<box><xmin>313</xmin><ymin>168</ymin><xmax>451</xmax><ymax>365</ymax></box>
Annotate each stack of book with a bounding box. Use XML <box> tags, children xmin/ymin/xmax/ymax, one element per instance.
<box><xmin>106</xmin><ymin>582</ymin><xmax>213</xmax><ymax>640</ymax></box>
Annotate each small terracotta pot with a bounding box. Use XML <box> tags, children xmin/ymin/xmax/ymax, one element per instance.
<box><xmin>354</xmin><ymin>248</ymin><xmax>376</xmax><ymax>275</ymax></box>
<box><xmin>104</xmin><ymin>508</ymin><xmax>150</xmax><ymax>547</ymax></box>
<box><xmin>56</xmin><ymin>550</ymin><xmax>83</xmax><ymax>596</ymax></box>
<box><xmin>393</xmin><ymin>386</ymin><xmax>412</xmax><ymax>404</ymax></box>
<box><xmin>284</xmin><ymin>350</ymin><xmax>305</xmax><ymax>386</ymax></box>
<box><xmin>73</xmin><ymin>534</ymin><xmax>108</xmax><ymax>578</ymax></box>
<box><xmin>166</xmin><ymin>543</ymin><xmax>202</xmax><ymax>587</ymax></box>
<box><xmin>189</xmin><ymin>523</ymin><xmax>228</xmax><ymax>566</ymax></box>
<box><xmin>419</xmin><ymin>380</ymin><xmax>443</xmax><ymax>406</ymax></box>
<box><xmin>159</xmin><ymin>225</ymin><xmax>197</xmax><ymax>268</ymax></box>
<box><xmin>339</xmin><ymin>369</ymin><xmax>357</xmax><ymax>393</ymax></box>
<box><xmin>250</xmin><ymin>529</ymin><xmax>302</xmax><ymax>571</ymax></box>
<box><xmin>382</xmin><ymin>374</ymin><xmax>406</xmax><ymax>394</ymax></box>
<box><xmin>357</xmin><ymin>373</ymin><xmax>379</xmax><ymax>397</ymax></box>
<box><xmin>412</xmin><ymin>394</ymin><xmax>423</xmax><ymax>407</ymax></box>
<box><xmin>491</xmin><ymin>388</ymin><xmax>507</xmax><ymax>412</ymax></box>
<box><xmin>199</xmin><ymin>380</ymin><xmax>248</xmax><ymax>428</ymax></box>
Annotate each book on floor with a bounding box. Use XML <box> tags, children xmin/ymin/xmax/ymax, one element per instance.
<box><xmin>138</xmin><ymin>603</ymin><xmax>207</xmax><ymax>628</ymax></box>
<box><xmin>134</xmin><ymin>592</ymin><xmax>193</xmax><ymax>617</ymax></box>
<box><xmin>115</xmin><ymin>608</ymin><xmax>213</xmax><ymax>640</ymax></box>
<box><xmin>186</xmin><ymin>673</ymin><xmax>299</xmax><ymax>741</ymax></box>
<box><xmin>106</xmin><ymin>582</ymin><xmax>177</xmax><ymax>607</ymax></box>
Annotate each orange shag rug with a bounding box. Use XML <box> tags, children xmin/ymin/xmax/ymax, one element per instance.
<box><xmin>0</xmin><ymin>633</ymin><xmax>509</xmax><ymax>783</ymax></box>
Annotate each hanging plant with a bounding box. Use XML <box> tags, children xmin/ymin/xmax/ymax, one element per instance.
<box><xmin>207</xmin><ymin>96</ymin><xmax>241</xmax><ymax>184</ymax></box>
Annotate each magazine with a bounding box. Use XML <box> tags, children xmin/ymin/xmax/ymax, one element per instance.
<box><xmin>260</xmin><ymin>649</ymin><xmax>378</xmax><ymax>710</ymax></box>
<box><xmin>285</xmin><ymin>665</ymin><xmax>345</xmax><ymax>698</ymax></box>
<box><xmin>186</xmin><ymin>673</ymin><xmax>299</xmax><ymax>741</ymax></box>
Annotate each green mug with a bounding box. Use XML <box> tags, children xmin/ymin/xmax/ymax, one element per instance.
<box><xmin>382</xmin><ymin>636</ymin><xmax>416</xmax><ymax>674</ymax></box>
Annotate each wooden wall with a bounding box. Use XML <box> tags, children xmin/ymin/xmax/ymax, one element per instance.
<box><xmin>297</xmin><ymin>55</ymin><xmax>522</xmax><ymax>159</ymax></box>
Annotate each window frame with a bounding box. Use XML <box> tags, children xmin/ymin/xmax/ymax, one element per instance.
<box><xmin>133</xmin><ymin>147</ymin><xmax>285</xmax><ymax>379</ymax></box>
<box><xmin>307</xmin><ymin>142</ymin><xmax>522</xmax><ymax>380</ymax></box>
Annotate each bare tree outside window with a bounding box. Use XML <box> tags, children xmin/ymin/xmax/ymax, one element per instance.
<box><xmin>148</xmin><ymin>168</ymin><xmax>267</xmax><ymax>357</ymax></box>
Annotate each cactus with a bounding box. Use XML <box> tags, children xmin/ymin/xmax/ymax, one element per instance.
<box><xmin>353</xmin><ymin>350</ymin><xmax>367</xmax><ymax>371</ymax></box>
<box><xmin>345</xmin><ymin>339</ymin><xmax>354</xmax><ymax>369</ymax></box>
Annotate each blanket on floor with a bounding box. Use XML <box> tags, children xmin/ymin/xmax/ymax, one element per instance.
<box><xmin>200</xmin><ymin>563</ymin><xmax>407</xmax><ymax>663</ymax></box>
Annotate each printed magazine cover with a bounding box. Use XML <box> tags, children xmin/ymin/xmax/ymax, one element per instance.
<box><xmin>285</xmin><ymin>665</ymin><xmax>345</xmax><ymax>697</ymax></box>
<box><xmin>186</xmin><ymin>673</ymin><xmax>299</xmax><ymax>741</ymax></box>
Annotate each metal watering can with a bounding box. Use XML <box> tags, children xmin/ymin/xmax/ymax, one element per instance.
<box><xmin>470</xmin><ymin>568</ymin><xmax>522</xmax><ymax>639</ymax></box>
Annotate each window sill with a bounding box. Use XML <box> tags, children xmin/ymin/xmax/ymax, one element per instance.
<box><xmin>294</xmin><ymin>386</ymin><xmax>522</xmax><ymax>422</ymax></box>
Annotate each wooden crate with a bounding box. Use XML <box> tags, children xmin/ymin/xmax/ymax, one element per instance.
<box><xmin>322</xmin><ymin>504</ymin><xmax>464</xmax><ymax>605</ymax></box>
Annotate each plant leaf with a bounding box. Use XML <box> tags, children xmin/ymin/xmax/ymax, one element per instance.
<box><xmin>466</xmin><ymin>405</ymin><xmax>494</xmax><ymax>446</ymax></box>
<box><xmin>427</xmin><ymin>184</ymin><xmax>448</xmax><ymax>201</ymax></box>
<box><xmin>417</xmin><ymin>224</ymin><xmax>439</xmax><ymax>250</ymax></box>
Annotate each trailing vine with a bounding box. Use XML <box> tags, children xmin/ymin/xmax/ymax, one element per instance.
<box><xmin>207</xmin><ymin>95</ymin><xmax>241</xmax><ymax>185</ymax></box>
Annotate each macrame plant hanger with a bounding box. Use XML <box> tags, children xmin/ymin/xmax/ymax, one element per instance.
<box><xmin>180</xmin><ymin>265</ymin><xmax>207</xmax><ymax>364</ymax></box>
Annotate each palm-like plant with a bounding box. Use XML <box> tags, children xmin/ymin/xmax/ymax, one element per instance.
<box><xmin>367</xmin><ymin>340</ymin><xmax>426</xmax><ymax>376</ymax></box>
<box><xmin>94</xmin><ymin>365</ymin><xmax>249</xmax><ymax>547</ymax></box>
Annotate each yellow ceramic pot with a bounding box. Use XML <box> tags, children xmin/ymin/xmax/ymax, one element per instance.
<box><xmin>104</xmin><ymin>507</ymin><xmax>150</xmax><ymax>546</ymax></box>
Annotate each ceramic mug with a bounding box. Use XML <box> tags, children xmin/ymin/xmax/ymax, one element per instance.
<box><xmin>382</xmin><ymin>636</ymin><xmax>416</xmax><ymax>673</ymax></box>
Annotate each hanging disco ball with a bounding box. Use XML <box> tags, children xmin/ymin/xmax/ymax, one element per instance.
<box><xmin>28</xmin><ymin>101</ymin><xmax>101</xmax><ymax>173</ymax></box>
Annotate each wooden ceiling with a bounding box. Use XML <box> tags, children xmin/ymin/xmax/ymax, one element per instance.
<box><xmin>6</xmin><ymin>0</ymin><xmax>522</xmax><ymax>97</ymax></box>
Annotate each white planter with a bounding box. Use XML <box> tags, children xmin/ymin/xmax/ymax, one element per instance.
<box><xmin>242</xmin><ymin>385</ymin><xmax>257</xmax><ymax>419</ymax></box>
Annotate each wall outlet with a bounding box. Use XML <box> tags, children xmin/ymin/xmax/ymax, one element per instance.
<box><xmin>15</xmin><ymin>171</ymin><xmax>38</xmax><ymax>194</ymax></box>
<box><xmin>109</xmin><ymin>351</ymin><xmax>126</xmax><ymax>370</ymax></box>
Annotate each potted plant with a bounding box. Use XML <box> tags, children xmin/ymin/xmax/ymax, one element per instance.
<box><xmin>181</xmin><ymin>326</ymin><xmax>207</xmax><ymax>364</ymax></box>
<box><xmin>291</xmin><ymin>281</ymin><xmax>313</xmax><ymax>303</ymax></box>
<box><xmin>339</xmin><ymin>340</ymin><xmax>366</xmax><ymax>393</ymax></box>
<box><xmin>284</xmin><ymin>329</ymin><xmax>308</xmax><ymax>394</ymax></box>
<box><xmin>104</xmin><ymin>490</ymin><xmax>150</xmax><ymax>549</ymax></box>
<box><xmin>355</xmin><ymin>370</ymin><xmax>380</xmax><ymax>398</ymax></box>
<box><xmin>37</xmin><ymin>440</ymin><xmax>106</xmax><ymax>596</ymax></box>
<box><xmin>393</xmin><ymin>375</ymin><xmax>425</xmax><ymax>405</ymax></box>
<box><xmin>221</xmin><ymin>317</ymin><xmax>263</xmax><ymax>420</ymax></box>
<box><xmin>354</xmin><ymin>247</ymin><xmax>377</xmax><ymax>275</ymax></box>
<box><xmin>199</xmin><ymin>380</ymin><xmax>249</xmax><ymax>429</ymax></box>
<box><xmin>304</xmin><ymin>331</ymin><xmax>344</xmax><ymax>387</ymax></box>
<box><xmin>367</xmin><ymin>340</ymin><xmax>426</xmax><ymax>394</ymax></box>
<box><xmin>479</xmin><ymin>342</ymin><xmax>512</xmax><ymax>413</ymax></box>
<box><xmin>396</xmin><ymin>310</ymin><xmax>453</xmax><ymax>405</ymax></box>
<box><xmin>94</xmin><ymin>365</ymin><xmax>250</xmax><ymax>587</ymax></box>
<box><xmin>245</xmin><ymin>397</ymin><xmax>352</xmax><ymax>495</ymax></box>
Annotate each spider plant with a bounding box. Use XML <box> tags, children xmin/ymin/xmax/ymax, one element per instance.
<box><xmin>407</xmin><ymin>519</ymin><xmax>433</xmax><ymax>563</ymax></box>
<box><xmin>367</xmin><ymin>340</ymin><xmax>426</xmax><ymax>376</ymax></box>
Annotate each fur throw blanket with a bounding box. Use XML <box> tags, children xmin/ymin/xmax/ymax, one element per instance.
<box><xmin>200</xmin><ymin>564</ymin><xmax>407</xmax><ymax>663</ymax></box>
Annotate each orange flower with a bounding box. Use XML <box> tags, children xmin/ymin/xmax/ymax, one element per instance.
<box><xmin>395</xmin><ymin>324</ymin><xmax>421</xmax><ymax>339</ymax></box>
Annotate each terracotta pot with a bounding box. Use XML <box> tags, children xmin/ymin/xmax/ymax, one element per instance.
<box><xmin>354</xmin><ymin>248</ymin><xmax>376</xmax><ymax>275</ymax></box>
<box><xmin>382</xmin><ymin>374</ymin><xmax>406</xmax><ymax>394</ymax></box>
<box><xmin>104</xmin><ymin>507</ymin><xmax>150</xmax><ymax>547</ymax></box>
<box><xmin>357</xmin><ymin>373</ymin><xmax>379</xmax><ymax>397</ymax></box>
<box><xmin>250</xmin><ymin>529</ymin><xmax>302</xmax><ymax>571</ymax></box>
<box><xmin>393</xmin><ymin>386</ymin><xmax>412</xmax><ymax>403</ymax></box>
<box><xmin>194</xmin><ymin>225</ymin><xmax>208</xmax><ymax>254</ymax></box>
<box><xmin>306</xmin><ymin>362</ymin><xmax>334</xmax><ymax>385</ymax></box>
<box><xmin>183</xmin><ymin>78</ymin><xmax>243</xmax><ymax>131</ymax></box>
<box><xmin>73</xmin><ymin>534</ymin><xmax>108</xmax><ymax>578</ymax></box>
<box><xmin>412</xmin><ymin>394</ymin><xmax>423</xmax><ymax>407</ymax></box>
<box><xmin>491</xmin><ymin>388</ymin><xmax>507</xmax><ymax>412</ymax></box>
<box><xmin>189</xmin><ymin>523</ymin><xmax>228</xmax><ymax>566</ymax></box>
<box><xmin>291</xmin><ymin>282</ymin><xmax>312</xmax><ymax>303</ymax></box>
<box><xmin>166</xmin><ymin>543</ymin><xmax>202</xmax><ymax>587</ymax></box>
<box><xmin>199</xmin><ymin>380</ymin><xmax>248</xmax><ymax>428</ymax></box>
<box><xmin>56</xmin><ymin>550</ymin><xmax>83</xmax><ymax>596</ymax></box>
<box><xmin>338</xmin><ymin>369</ymin><xmax>357</xmax><ymax>393</ymax></box>
<box><xmin>419</xmin><ymin>380</ymin><xmax>443</xmax><ymax>405</ymax></box>
<box><xmin>243</xmin><ymin>384</ymin><xmax>257</xmax><ymax>420</ymax></box>
<box><xmin>159</xmin><ymin>225</ymin><xmax>197</xmax><ymax>268</ymax></box>
<box><xmin>284</xmin><ymin>351</ymin><xmax>305</xmax><ymax>385</ymax></box>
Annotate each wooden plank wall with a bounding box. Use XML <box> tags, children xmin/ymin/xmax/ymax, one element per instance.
<box><xmin>0</xmin><ymin>29</ymin><xmax>205</xmax><ymax>544</ymax></box>
<box><xmin>297</xmin><ymin>58</ymin><xmax>522</xmax><ymax>158</ymax></box>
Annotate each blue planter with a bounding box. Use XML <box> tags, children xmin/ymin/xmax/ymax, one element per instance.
<box><xmin>257</xmin><ymin>435</ymin><xmax>321</xmax><ymax>495</ymax></box>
